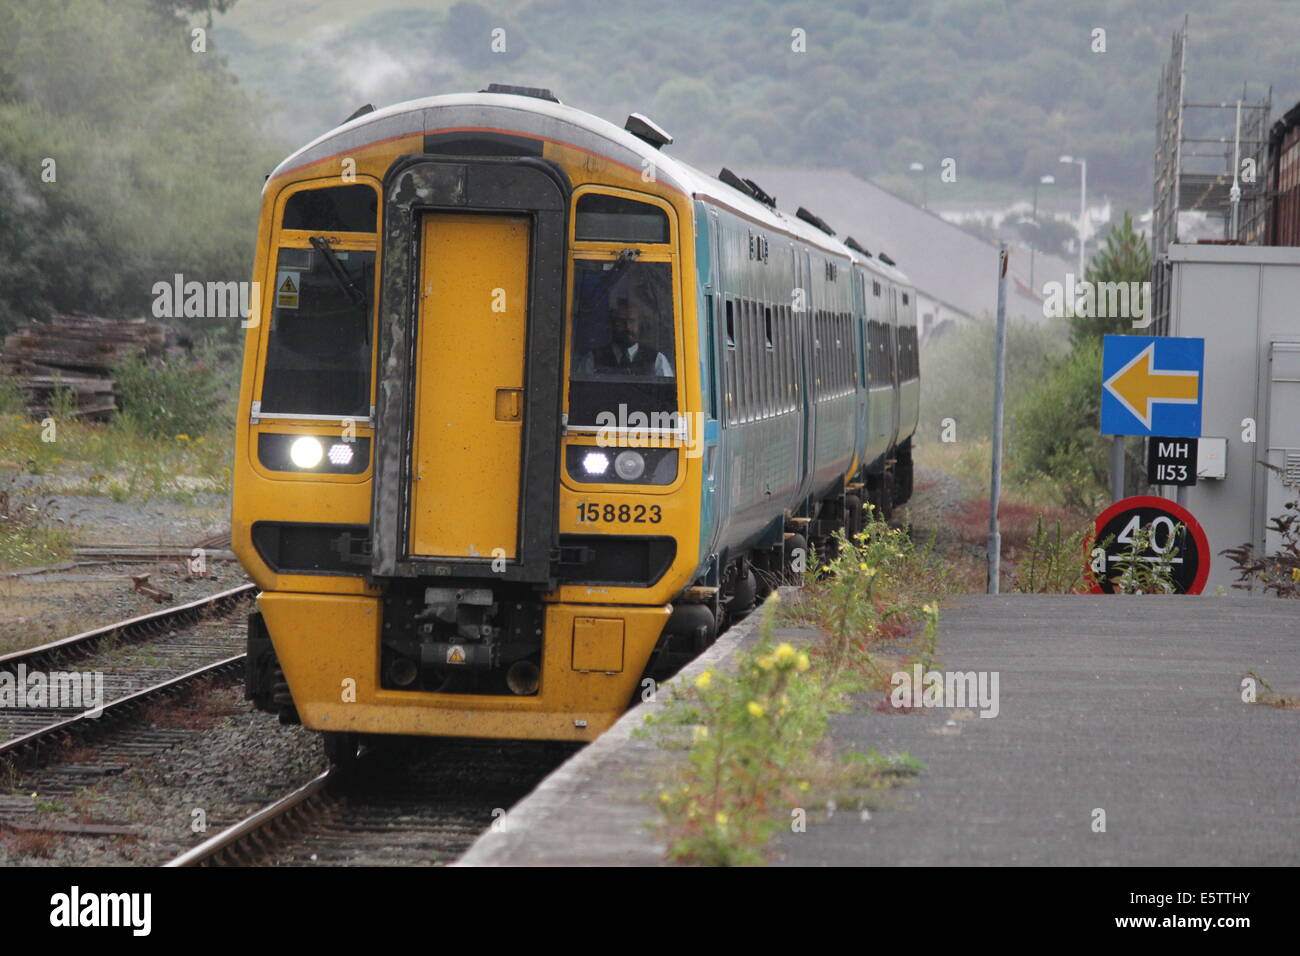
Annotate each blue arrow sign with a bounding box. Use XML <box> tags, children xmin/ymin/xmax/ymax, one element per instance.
<box><xmin>1100</xmin><ymin>335</ymin><xmax>1203</xmax><ymax>437</ymax></box>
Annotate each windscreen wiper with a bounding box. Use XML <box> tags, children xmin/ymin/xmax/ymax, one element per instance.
<box><xmin>310</xmin><ymin>236</ymin><xmax>370</xmax><ymax>342</ymax></box>
<box><xmin>579</xmin><ymin>247</ymin><xmax>641</xmax><ymax>313</ymax></box>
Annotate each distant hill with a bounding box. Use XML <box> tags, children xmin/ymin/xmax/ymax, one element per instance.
<box><xmin>212</xmin><ymin>0</ymin><xmax>1299</xmax><ymax>203</ymax></box>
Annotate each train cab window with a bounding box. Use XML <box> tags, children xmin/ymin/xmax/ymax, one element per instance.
<box><xmin>568</xmin><ymin>258</ymin><xmax>676</xmax><ymax>426</ymax></box>
<box><xmin>259</xmin><ymin>245</ymin><xmax>374</xmax><ymax>417</ymax></box>
<box><xmin>575</xmin><ymin>194</ymin><xmax>670</xmax><ymax>243</ymax></box>
<box><xmin>282</xmin><ymin>185</ymin><xmax>377</xmax><ymax>233</ymax></box>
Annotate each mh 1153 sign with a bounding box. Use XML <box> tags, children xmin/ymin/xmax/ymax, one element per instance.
<box><xmin>1147</xmin><ymin>436</ymin><xmax>1198</xmax><ymax>486</ymax></box>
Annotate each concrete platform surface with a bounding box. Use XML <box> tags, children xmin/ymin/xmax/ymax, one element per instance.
<box><xmin>460</xmin><ymin>594</ymin><xmax>1299</xmax><ymax>866</ymax></box>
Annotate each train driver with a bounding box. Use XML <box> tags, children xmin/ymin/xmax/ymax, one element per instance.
<box><xmin>575</xmin><ymin>287</ymin><xmax>674</xmax><ymax>378</ymax></box>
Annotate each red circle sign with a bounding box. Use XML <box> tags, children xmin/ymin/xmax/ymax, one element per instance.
<box><xmin>1087</xmin><ymin>495</ymin><xmax>1210</xmax><ymax>594</ymax></box>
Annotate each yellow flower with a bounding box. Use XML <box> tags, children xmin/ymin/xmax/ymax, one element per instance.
<box><xmin>769</xmin><ymin>590</ymin><xmax>782</xmax><ymax>604</ymax></box>
<box><xmin>747</xmin><ymin>700</ymin><xmax>764</xmax><ymax>718</ymax></box>
<box><xmin>715</xmin><ymin>812</ymin><xmax>729</xmax><ymax>826</ymax></box>
<box><xmin>695</xmin><ymin>671</ymin><xmax>712</xmax><ymax>690</ymax></box>
<box><xmin>692</xmin><ymin>724</ymin><xmax>709</xmax><ymax>742</ymax></box>
<box><xmin>175</xmin><ymin>433</ymin><xmax>190</xmax><ymax>441</ymax></box>
<box><xmin>659</xmin><ymin>790</ymin><xmax>671</xmax><ymax>804</ymax></box>
<box><xmin>820</xmin><ymin>565</ymin><xmax>830</xmax><ymax>572</ymax></box>
<box><xmin>1292</xmin><ymin>567</ymin><xmax>1300</xmax><ymax>583</ymax></box>
<box><xmin>798</xmin><ymin>780</ymin><xmax>811</xmax><ymax>792</ymax></box>
<box><xmin>861</xmin><ymin>565</ymin><xmax>877</xmax><ymax>577</ymax></box>
<box><xmin>795</xmin><ymin>652</ymin><xmax>811</xmax><ymax>672</ymax></box>
<box><xmin>774</xmin><ymin>643</ymin><xmax>796</xmax><ymax>663</ymax></box>
<box><xmin>756</xmin><ymin>655</ymin><xmax>775</xmax><ymax>671</ymax></box>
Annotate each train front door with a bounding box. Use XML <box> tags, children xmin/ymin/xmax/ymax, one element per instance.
<box><xmin>369</xmin><ymin>157</ymin><xmax>565</xmax><ymax>584</ymax></box>
<box><xmin>409</xmin><ymin>213</ymin><xmax>530</xmax><ymax>559</ymax></box>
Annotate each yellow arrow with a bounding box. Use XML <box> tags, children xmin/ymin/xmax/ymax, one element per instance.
<box><xmin>1103</xmin><ymin>343</ymin><xmax>1198</xmax><ymax>429</ymax></box>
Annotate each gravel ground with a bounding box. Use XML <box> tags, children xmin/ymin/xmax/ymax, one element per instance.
<box><xmin>0</xmin><ymin>679</ymin><xmax>327</xmax><ymax>866</ymax></box>
<box><xmin>1</xmin><ymin>480</ymin><xmax>236</xmax><ymax>652</ymax></box>
<box><xmin>1</xmin><ymin>560</ymin><xmax>248</xmax><ymax>654</ymax></box>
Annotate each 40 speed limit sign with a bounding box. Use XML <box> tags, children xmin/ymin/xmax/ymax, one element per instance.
<box><xmin>1087</xmin><ymin>496</ymin><xmax>1210</xmax><ymax>594</ymax></box>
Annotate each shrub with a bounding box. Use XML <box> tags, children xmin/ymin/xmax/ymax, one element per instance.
<box><xmin>1221</xmin><ymin>496</ymin><xmax>1300</xmax><ymax>598</ymax></box>
<box><xmin>113</xmin><ymin>341</ymin><xmax>237</xmax><ymax>439</ymax></box>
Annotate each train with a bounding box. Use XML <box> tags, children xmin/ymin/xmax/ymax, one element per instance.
<box><xmin>232</xmin><ymin>86</ymin><xmax>918</xmax><ymax>762</ymax></box>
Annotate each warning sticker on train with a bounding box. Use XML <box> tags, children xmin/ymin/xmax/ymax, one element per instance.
<box><xmin>1087</xmin><ymin>495</ymin><xmax>1209</xmax><ymax>594</ymax></box>
<box><xmin>275</xmin><ymin>271</ymin><xmax>300</xmax><ymax>309</ymax></box>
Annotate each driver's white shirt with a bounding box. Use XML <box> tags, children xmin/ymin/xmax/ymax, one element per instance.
<box><xmin>575</xmin><ymin>342</ymin><xmax>674</xmax><ymax>377</ymax></box>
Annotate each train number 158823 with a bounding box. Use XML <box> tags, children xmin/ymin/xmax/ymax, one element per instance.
<box><xmin>576</xmin><ymin>503</ymin><xmax>662</xmax><ymax>524</ymax></box>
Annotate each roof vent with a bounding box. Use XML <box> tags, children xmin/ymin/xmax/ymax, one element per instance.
<box><xmin>625</xmin><ymin>112</ymin><xmax>673</xmax><ymax>149</ymax></box>
<box><xmin>718</xmin><ymin>167</ymin><xmax>757</xmax><ymax>200</ymax></box>
<box><xmin>742</xmin><ymin>178</ymin><xmax>776</xmax><ymax>208</ymax></box>
<box><xmin>878</xmin><ymin>251</ymin><xmax>896</xmax><ymax>266</ymax></box>
<box><xmin>795</xmin><ymin>207</ymin><xmax>835</xmax><ymax>236</ymax></box>
<box><xmin>341</xmin><ymin>103</ymin><xmax>375</xmax><ymax>125</ymax></box>
<box><xmin>481</xmin><ymin>83</ymin><xmax>560</xmax><ymax>103</ymax></box>
<box><xmin>844</xmin><ymin>237</ymin><xmax>872</xmax><ymax>257</ymax></box>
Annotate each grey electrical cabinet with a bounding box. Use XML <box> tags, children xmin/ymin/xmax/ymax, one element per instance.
<box><xmin>1265</xmin><ymin>341</ymin><xmax>1300</xmax><ymax>554</ymax></box>
<box><xmin>1165</xmin><ymin>244</ymin><xmax>1300</xmax><ymax>591</ymax></box>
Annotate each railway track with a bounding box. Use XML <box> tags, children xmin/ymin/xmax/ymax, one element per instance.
<box><xmin>166</xmin><ymin>738</ymin><xmax>579</xmax><ymax>866</ymax></box>
<box><xmin>0</xmin><ymin>584</ymin><xmax>255</xmax><ymax>767</ymax></box>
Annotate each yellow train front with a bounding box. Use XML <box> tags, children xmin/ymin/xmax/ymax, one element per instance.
<box><xmin>233</xmin><ymin>86</ymin><xmax>918</xmax><ymax>759</ymax></box>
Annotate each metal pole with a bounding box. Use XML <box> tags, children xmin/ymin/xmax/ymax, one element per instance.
<box><xmin>988</xmin><ymin>245</ymin><xmax>1009</xmax><ymax>594</ymax></box>
<box><xmin>1030</xmin><ymin>182</ymin><xmax>1038</xmax><ymax>293</ymax></box>
<box><xmin>1110</xmin><ymin>435</ymin><xmax>1125</xmax><ymax>500</ymax></box>
<box><xmin>1078</xmin><ymin>158</ymin><xmax>1087</xmax><ymax>279</ymax></box>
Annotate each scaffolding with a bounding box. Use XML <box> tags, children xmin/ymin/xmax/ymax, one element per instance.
<box><xmin>1151</xmin><ymin>17</ymin><xmax>1271</xmax><ymax>334</ymax></box>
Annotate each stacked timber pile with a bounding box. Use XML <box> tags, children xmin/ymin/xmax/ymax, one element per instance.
<box><xmin>1</xmin><ymin>314</ymin><xmax>171</xmax><ymax>419</ymax></box>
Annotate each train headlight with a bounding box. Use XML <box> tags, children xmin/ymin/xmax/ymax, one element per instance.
<box><xmin>581</xmin><ymin>451</ymin><xmax>610</xmax><ymax>476</ymax></box>
<box><xmin>289</xmin><ymin>436</ymin><xmax>324</xmax><ymax>469</ymax></box>
<box><xmin>614</xmin><ymin>450</ymin><xmax>645</xmax><ymax>481</ymax></box>
<box><xmin>327</xmin><ymin>442</ymin><xmax>354</xmax><ymax>466</ymax></box>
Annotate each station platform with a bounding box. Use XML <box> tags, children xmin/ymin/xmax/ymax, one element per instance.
<box><xmin>458</xmin><ymin>594</ymin><xmax>1299</xmax><ymax>866</ymax></box>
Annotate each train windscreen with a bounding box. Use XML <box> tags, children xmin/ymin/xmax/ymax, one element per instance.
<box><xmin>259</xmin><ymin>246</ymin><xmax>373</xmax><ymax>417</ymax></box>
<box><xmin>567</xmin><ymin>258</ymin><xmax>676</xmax><ymax>427</ymax></box>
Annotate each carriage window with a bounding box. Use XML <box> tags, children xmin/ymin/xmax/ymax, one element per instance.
<box><xmin>260</xmin><ymin>246</ymin><xmax>374</xmax><ymax>416</ymax></box>
<box><xmin>575</xmin><ymin>194</ymin><xmax>670</xmax><ymax>243</ymax></box>
<box><xmin>568</xmin><ymin>258</ymin><xmax>676</xmax><ymax>426</ymax></box>
<box><xmin>283</xmin><ymin>185</ymin><xmax>377</xmax><ymax>233</ymax></box>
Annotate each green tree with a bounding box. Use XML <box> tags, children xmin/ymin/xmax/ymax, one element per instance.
<box><xmin>1011</xmin><ymin>211</ymin><xmax>1151</xmax><ymax>508</ymax></box>
<box><xmin>1070</xmin><ymin>211</ymin><xmax>1151</xmax><ymax>348</ymax></box>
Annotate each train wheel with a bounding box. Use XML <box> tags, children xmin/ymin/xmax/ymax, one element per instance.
<box><xmin>783</xmin><ymin>533</ymin><xmax>808</xmax><ymax>584</ymax></box>
<box><xmin>322</xmin><ymin>731</ymin><xmax>362</xmax><ymax>770</ymax></box>
<box><xmin>844</xmin><ymin>494</ymin><xmax>863</xmax><ymax>538</ymax></box>
<box><xmin>727</xmin><ymin>568</ymin><xmax>757</xmax><ymax>621</ymax></box>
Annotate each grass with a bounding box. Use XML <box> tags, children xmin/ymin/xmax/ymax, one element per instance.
<box><xmin>645</xmin><ymin>508</ymin><xmax>944</xmax><ymax>865</ymax></box>
<box><xmin>1242</xmin><ymin>670</ymin><xmax>1300</xmax><ymax>710</ymax></box>
<box><xmin>0</xmin><ymin>412</ymin><xmax>232</xmax><ymax>503</ymax></box>
<box><xmin>0</xmin><ymin>479</ymin><xmax>75</xmax><ymax>572</ymax></box>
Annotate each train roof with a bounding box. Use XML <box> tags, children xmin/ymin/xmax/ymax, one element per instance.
<box><xmin>271</xmin><ymin>90</ymin><xmax>910</xmax><ymax>286</ymax></box>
